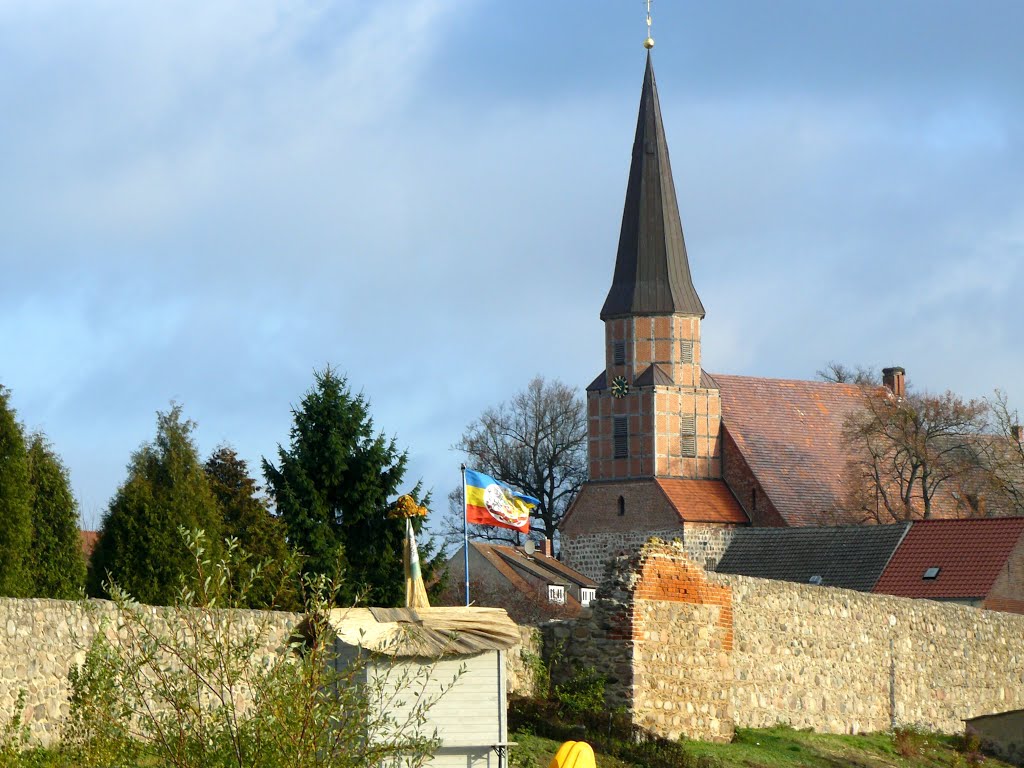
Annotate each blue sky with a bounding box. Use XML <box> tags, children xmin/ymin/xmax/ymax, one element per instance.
<box><xmin>2</xmin><ymin>0</ymin><xmax>1022</xmax><ymax>531</ymax></box>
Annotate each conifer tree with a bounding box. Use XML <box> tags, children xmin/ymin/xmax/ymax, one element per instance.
<box><xmin>89</xmin><ymin>405</ymin><xmax>222</xmax><ymax>604</ymax></box>
<box><xmin>26</xmin><ymin>434</ymin><xmax>87</xmax><ymax>598</ymax></box>
<box><xmin>0</xmin><ymin>386</ymin><xmax>33</xmax><ymax>597</ymax></box>
<box><xmin>204</xmin><ymin>446</ymin><xmax>295</xmax><ymax>608</ymax></box>
<box><xmin>263</xmin><ymin>368</ymin><xmax>436</xmax><ymax>607</ymax></box>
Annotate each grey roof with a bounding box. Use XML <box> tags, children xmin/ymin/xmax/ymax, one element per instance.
<box><xmin>601</xmin><ymin>53</ymin><xmax>705</xmax><ymax>321</ymax></box>
<box><xmin>715</xmin><ymin>523</ymin><xmax>911</xmax><ymax>592</ymax></box>
<box><xmin>634</xmin><ymin>364</ymin><xmax>674</xmax><ymax>387</ymax></box>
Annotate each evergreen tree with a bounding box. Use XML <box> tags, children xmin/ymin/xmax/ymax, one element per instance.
<box><xmin>263</xmin><ymin>368</ymin><xmax>436</xmax><ymax>607</ymax></box>
<box><xmin>89</xmin><ymin>405</ymin><xmax>222</xmax><ymax>604</ymax></box>
<box><xmin>0</xmin><ymin>386</ymin><xmax>33</xmax><ymax>597</ymax></box>
<box><xmin>26</xmin><ymin>433</ymin><xmax>87</xmax><ymax>598</ymax></box>
<box><xmin>204</xmin><ymin>446</ymin><xmax>295</xmax><ymax>608</ymax></box>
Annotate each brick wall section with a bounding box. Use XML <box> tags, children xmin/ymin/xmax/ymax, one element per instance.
<box><xmin>720</xmin><ymin>426</ymin><xmax>786</xmax><ymax>527</ymax></box>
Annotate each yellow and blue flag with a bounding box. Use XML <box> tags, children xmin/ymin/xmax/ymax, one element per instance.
<box><xmin>464</xmin><ymin>469</ymin><xmax>538</xmax><ymax>534</ymax></box>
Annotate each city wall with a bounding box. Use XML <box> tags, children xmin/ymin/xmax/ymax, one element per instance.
<box><xmin>552</xmin><ymin>540</ymin><xmax>1024</xmax><ymax>742</ymax></box>
<box><xmin>0</xmin><ymin>598</ymin><xmax>540</xmax><ymax>747</ymax></box>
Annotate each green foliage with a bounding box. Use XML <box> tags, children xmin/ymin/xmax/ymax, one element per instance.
<box><xmin>0</xmin><ymin>387</ymin><xmax>34</xmax><ymax>597</ymax></box>
<box><xmin>204</xmin><ymin>446</ymin><xmax>296</xmax><ymax>609</ymax></box>
<box><xmin>60</xmin><ymin>529</ymin><xmax>445</xmax><ymax>768</ymax></box>
<box><xmin>25</xmin><ymin>435</ymin><xmax>86</xmax><ymax>599</ymax></box>
<box><xmin>553</xmin><ymin>665</ymin><xmax>606</xmax><ymax>718</ymax></box>
<box><xmin>88</xmin><ymin>404</ymin><xmax>223</xmax><ymax>604</ymax></box>
<box><xmin>263</xmin><ymin>367</ymin><xmax>439</xmax><ymax>607</ymax></box>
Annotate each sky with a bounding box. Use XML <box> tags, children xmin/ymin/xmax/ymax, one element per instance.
<box><xmin>2</xmin><ymin>0</ymin><xmax>1022</xmax><ymax>534</ymax></box>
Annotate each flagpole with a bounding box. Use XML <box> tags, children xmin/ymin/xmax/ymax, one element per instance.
<box><xmin>461</xmin><ymin>463</ymin><xmax>470</xmax><ymax>607</ymax></box>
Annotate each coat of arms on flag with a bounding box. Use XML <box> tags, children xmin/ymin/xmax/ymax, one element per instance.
<box><xmin>463</xmin><ymin>469</ymin><xmax>538</xmax><ymax>534</ymax></box>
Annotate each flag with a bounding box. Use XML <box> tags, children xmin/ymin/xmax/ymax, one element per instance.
<box><xmin>464</xmin><ymin>469</ymin><xmax>538</xmax><ymax>534</ymax></box>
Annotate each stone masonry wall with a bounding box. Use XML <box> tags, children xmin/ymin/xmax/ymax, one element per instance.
<box><xmin>0</xmin><ymin>598</ymin><xmax>299</xmax><ymax>746</ymax></box>
<box><xmin>719</xmin><ymin>572</ymin><xmax>1024</xmax><ymax>734</ymax></box>
<box><xmin>0</xmin><ymin>598</ymin><xmax>541</xmax><ymax>748</ymax></box>
<box><xmin>555</xmin><ymin>540</ymin><xmax>1024</xmax><ymax>742</ymax></box>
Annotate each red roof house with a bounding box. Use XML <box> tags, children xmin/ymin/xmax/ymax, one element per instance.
<box><xmin>873</xmin><ymin>517</ymin><xmax>1024</xmax><ymax>613</ymax></box>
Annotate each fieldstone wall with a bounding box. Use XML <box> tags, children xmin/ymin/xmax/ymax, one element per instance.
<box><xmin>0</xmin><ymin>598</ymin><xmax>542</xmax><ymax>748</ymax></box>
<box><xmin>506</xmin><ymin>625</ymin><xmax>543</xmax><ymax>697</ymax></box>
<box><xmin>720</xmin><ymin>572</ymin><xmax>1024</xmax><ymax>734</ymax></box>
<box><xmin>561</xmin><ymin>526</ymin><xmax>735</xmax><ymax>584</ymax></box>
<box><xmin>0</xmin><ymin>598</ymin><xmax>300</xmax><ymax>746</ymax></box>
<box><xmin>555</xmin><ymin>540</ymin><xmax>1024</xmax><ymax>742</ymax></box>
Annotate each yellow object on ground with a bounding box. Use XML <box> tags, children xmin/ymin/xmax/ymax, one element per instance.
<box><xmin>548</xmin><ymin>740</ymin><xmax>596</xmax><ymax>768</ymax></box>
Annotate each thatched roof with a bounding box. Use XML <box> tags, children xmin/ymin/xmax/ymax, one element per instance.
<box><xmin>298</xmin><ymin>606</ymin><xmax>520</xmax><ymax>658</ymax></box>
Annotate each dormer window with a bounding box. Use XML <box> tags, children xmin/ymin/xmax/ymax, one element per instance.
<box><xmin>547</xmin><ymin>584</ymin><xmax>566</xmax><ymax>604</ymax></box>
<box><xmin>580</xmin><ymin>588</ymin><xmax>596</xmax><ymax>607</ymax></box>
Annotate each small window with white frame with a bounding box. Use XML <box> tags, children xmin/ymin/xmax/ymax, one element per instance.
<box><xmin>580</xmin><ymin>587</ymin><xmax>597</xmax><ymax>607</ymax></box>
<box><xmin>547</xmin><ymin>584</ymin><xmax>566</xmax><ymax>604</ymax></box>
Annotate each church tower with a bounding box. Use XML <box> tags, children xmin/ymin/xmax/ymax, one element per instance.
<box><xmin>560</xmin><ymin>53</ymin><xmax>746</xmax><ymax>581</ymax></box>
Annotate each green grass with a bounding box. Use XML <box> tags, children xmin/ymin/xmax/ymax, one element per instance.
<box><xmin>510</xmin><ymin>725</ymin><xmax>1011</xmax><ymax>768</ymax></box>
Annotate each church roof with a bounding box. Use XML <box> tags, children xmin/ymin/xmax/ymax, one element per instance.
<box><xmin>713</xmin><ymin>373</ymin><xmax>867</xmax><ymax>526</ymax></box>
<box><xmin>716</xmin><ymin>523</ymin><xmax>910</xmax><ymax>591</ymax></box>
<box><xmin>655</xmin><ymin>478</ymin><xmax>748</xmax><ymax>524</ymax></box>
<box><xmin>601</xmin><ymin>53</ymin><xmax>705</xmax><ymax>320</ymax></box>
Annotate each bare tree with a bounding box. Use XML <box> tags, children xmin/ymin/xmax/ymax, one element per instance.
<box><xmin>816</xmin><ymin>361</ymin><xmax>879</xmax><ymax>386</ymax></box>
<box><xmin>444</xmin><ymin>377</ymin><xmax>586</xmax><ymax>549</ymax></box>
<box><xmin>843</xmin><ymin>386</ymin><xmax>990</xmax><ymax>521</ymax></box>
<box><xmin>972</xmin><ymin>390</ymin><xmax>1024</xmax><ymax>514</ymax></box>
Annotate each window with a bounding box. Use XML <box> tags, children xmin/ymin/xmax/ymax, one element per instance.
<box><xmin>613</xmin><ymin>341</ymin><xmax>626</xmax><ymax>365</ymax></box>
<box><xmin>680</xmin><ymin>434</ymin><xmax>697</xmax><ymax>458</ymax></box>
<box><xmin>809</xmin><ymin>575</ymin><xmax>823</xmax><ymax>586</ymax></box>
<box><xmin>548</xmin><ymin>584</ymin><xmax>566</xmax><ymax>604</ymax></box>
<box><xmin>617</xmin><ymin>495</ymin><xmax>625</xmax><ymax>516</ymax></box>
<box><xmin>580</xmin><ymin>588</ymin><xmax>596</xmax><ymax>607</ymax></box>
<box><xmin>923</xmin><ymin>567</ymin><xmax>940</xmax><ymax>580</ymax></box>
<box><xmin>613</xmin><ymin>416</ymin><xmax>628</xmax><ymax>458</ymax></box>
<box><xmin>679</xmin><ymin>340</ymin><xmax>694</xmax><ymax>364</ymax></box>
<box><xmin>680</xmin><ymin>414</ymin><xmax>696</xmax><ymax>434</ymax></box>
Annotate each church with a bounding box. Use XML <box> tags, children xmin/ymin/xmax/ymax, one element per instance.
<box><xmin>559</xmin><ymin>53</ymin><xmax>886</xmax><ymax>582</ymax></box>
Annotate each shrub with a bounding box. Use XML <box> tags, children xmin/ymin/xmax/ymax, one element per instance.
<box><xmin>553</xmin><ymin>666</ymin><xmax>606</xmax><ymax>718</ymax></box>
<box><xmin>892</xmin><ymin>724</ymin><xmax>929</xmax><ymax>758</ymax></box>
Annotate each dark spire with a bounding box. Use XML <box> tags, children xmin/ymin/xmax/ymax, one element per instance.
<box><xmin>601</xmin><ymin>53</ymin><xmax>705</xmax><ymax>320</ymax></box>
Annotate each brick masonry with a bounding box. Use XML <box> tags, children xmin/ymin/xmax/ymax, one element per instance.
<box><xmin>553</xmin><ymin>540</ymin><xmax>1024</xmax><ymax>742</ymax></box>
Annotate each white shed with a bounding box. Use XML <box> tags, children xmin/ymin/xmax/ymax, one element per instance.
<box><xmin>309</xmin><ymin>606</ymin><xmax>520</xmax><ymax>768</ymax></box>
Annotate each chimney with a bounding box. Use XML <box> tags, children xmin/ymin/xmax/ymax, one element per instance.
<box><xmin>882</xmin><ymin>366</ymin><xmax>906</xmax><ymax>398</ymax></box>
<box><xmin>1012</xmin><ymin>425</ymin><xmax>1022</xmax><ymax>443</ymax></box>
<box><xmin>538</xmin><ymin>537</ymin><xmax>553</xmax><ymax>558</ymax></box>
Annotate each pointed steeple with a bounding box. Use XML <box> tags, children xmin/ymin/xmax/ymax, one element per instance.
<box><xmin>601</xmin><ymin>53</ymin><xmax>705</xmax><ymax>320</ymax></box>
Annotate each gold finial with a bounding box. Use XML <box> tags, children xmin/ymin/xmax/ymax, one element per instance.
<box><xmin>643</xmin><ymin>0</ymin><xmax>655</xmax><ymax>49</ymax></box>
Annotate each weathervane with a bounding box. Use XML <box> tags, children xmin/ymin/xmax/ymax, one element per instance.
<box><xmin>643</xmin><ymin>0</ymin><xmax>655</xmax><ymax>49</ymax></box>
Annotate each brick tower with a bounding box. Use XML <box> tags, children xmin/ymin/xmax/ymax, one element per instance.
<box><xmin>560</xmin><ymin>54</ymin><xmax>747</xmax><ymax>582</ymax></box>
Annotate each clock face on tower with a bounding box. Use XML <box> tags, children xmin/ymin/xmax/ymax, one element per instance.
<box><xmin>611</xmin><ymin>375</ymin><xmax>630</xmax><ymax>398</ymax></box>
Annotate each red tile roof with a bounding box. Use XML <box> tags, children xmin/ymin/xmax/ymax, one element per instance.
<box><xmin>655</xmin><ymin>479</ymin><xmax>748</xmax><ymax>524</ymax></box>
<box><xmin>713</xmin><ymin>373</ymin><xmax>867</xmax><ymax>526</ymax></box>
<box><xmin>873</xmin><ymin>518</ymin><xmax>1024</xmax><ymax>599</ymax></box>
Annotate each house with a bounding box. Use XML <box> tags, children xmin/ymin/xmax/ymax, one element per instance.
<box><xmin>440</xmin><ymin>541</ymin><xmax>597</xmax><ymax>623</ymax></box>
<box><xmin>558</xmin><ymin>51</ymin><xmax>1021</xmax><ymax>583</ymax></box>
<box><xmin>872</xmin><ymin>517</ymin><xmax>1024</xmax><ymax>613</ymax></box>
<box><xmin>298</xmin><ymin>606</ymin><xmax>520</xmax><ymax>768</ymax></box>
